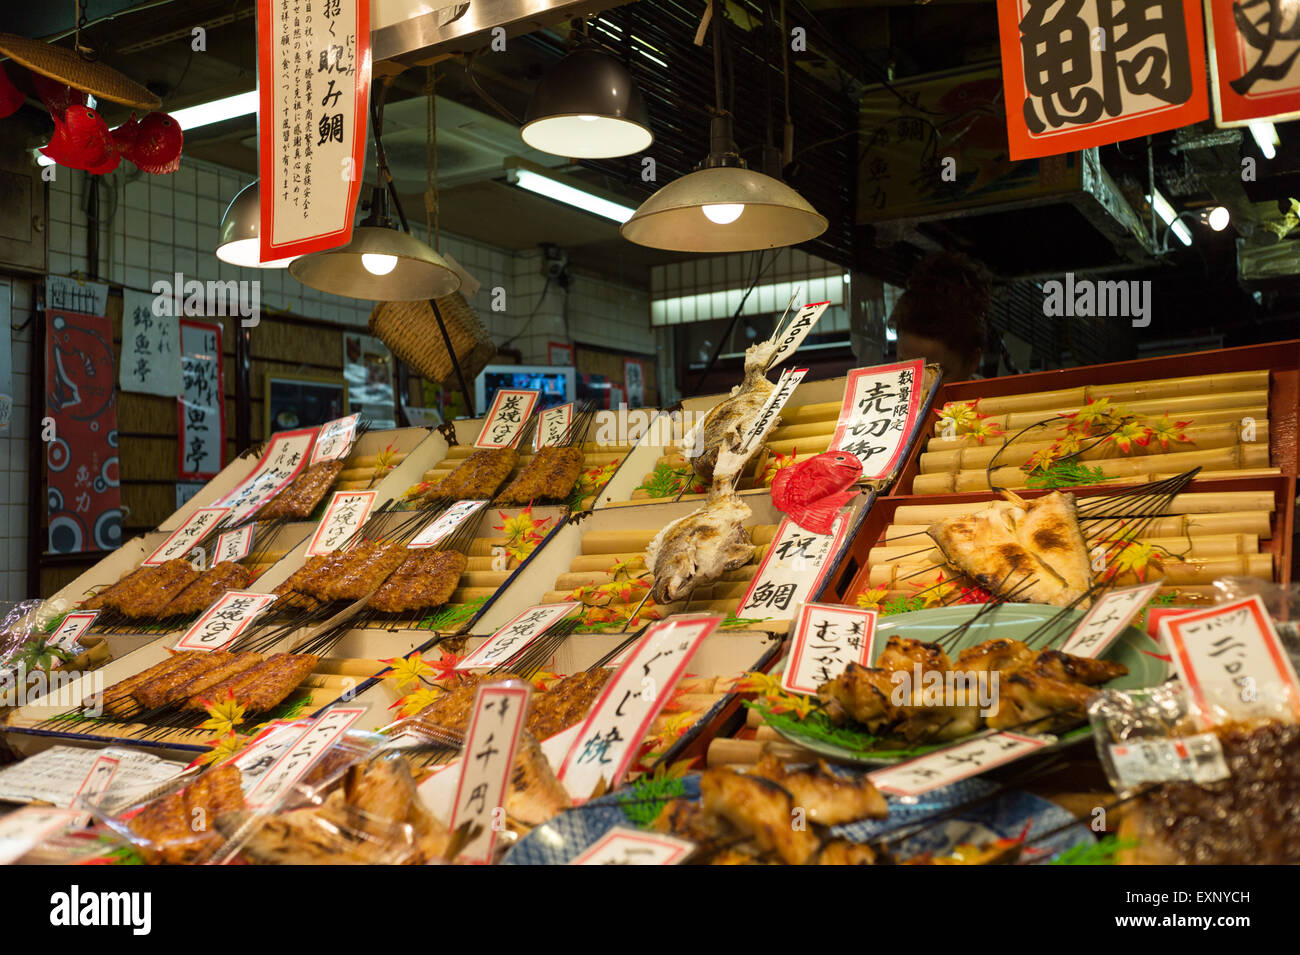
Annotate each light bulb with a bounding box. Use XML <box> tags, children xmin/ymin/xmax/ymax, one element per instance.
<box><xmin>362</xmin><ymin>253</ymin><xmax>398</xmax><ymax>275</ymax></box>
<box><xmin>578</xmin><ymin>115</ymin><xmax>599</xmax><ymax>122</ymax></box>
<box><xmin>1208</xmin><ymin>206</ymin><xmax>1230</xmax><ymax>231</ymax></box>
<box><xmin>702</xmin><ymin>203</ymin><xmax>744</xmax><ymax>225</ymax></box>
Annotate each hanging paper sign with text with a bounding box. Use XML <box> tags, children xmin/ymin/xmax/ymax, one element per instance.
<box><xmin>782</xmin><ymin>602</ymin><xmax>878</xmax><ymax>696</ymax></box>
<box><xmin>45</xmin><ymin>275</ymin><xmax>109</xmax><ymax>317</ymax></box>
<box><xmin>256</xmin><ymin>0</ymin><xmax>371</xmax><ymax>262</ymax></box>
<box><xmin>0</xmin><ymin>807</ymin><xmax>80</xmax><ymax>865</ymax></box>
<box><xmin>305</xmin><ymin>490</ymin><xmax>376</xmax><ymax>557</ymax></box>
<box><xmin>868</xmin><ymin>731</ymin><xmax>1050</xmax><ymax>797</ymax></box>
<box><xmin>558</xmin><ymin>615</ymin><xmax>721</xmax><ymax>801</ymax></box>
<box><xmin>408</xmin><ymin>499</ymin><xmax>486</xmax><ymax>549</ymax></box>
<box><xmin>570</xmin><ymin>827</ymin><xmax>695</xmax><ymax>865</ymax></box>
<box><xmin>223</xmin><ymin>719</ymin><xmax>312</xmax><ymax>785</ymax></box>
<box><xmin>829</xmin><ymin>360</ymin><xmax>925</xmax><ymax>481</ymax></box>
<box><xmin>217</xmin><ymin>428</ymin><xmax>316</xmax><ymax>525</ymax></box>
<box><xmin>732</xmin><ymin>367</ymin><xmax>807</xmax><ymax>460</ymax></box>
<box><xmin>214</xmin><ymin>526</ymin><xmax>255</xmax><ymax>565</ymax></box>
<box><xmin>174</xmin><ymin>592</ymin><xmax>278</xmax><ymax>652</ymax></box>
<box><xmin>1059</xmin><ymin>581</ymin><xmax>1160</xmax><ymax>658</ymax></box>
<box><xmin>1161</xmin><ymin>595</ymin><xmax>1300</xmax><ymax>728</ymax></box>
<box><xmin>119</xmin><ymin>288</ymin><xmax>181</xmax><ymax>397</ymax></box>
<box><xmin>243</xmin><ymin>706</ymin><xmax>367</xmax><ymax>809</ymax></box>
<box><xmin>310</xmin><ymin>413</ymin><xmax>361</xmax><ymax>465</ymax></box>
<box><xmin>144</xmin><ymin>507</ymin><xmax>229</xmax><ymax>565</ymax></box>
<box><xmin>475</xmin><ymin>389</ymin><xmax>540</xmax><ymax>449</ymax></box>
<box><xmin>994</xmin><ymin>0</ymin><xmax>1208</xmax><ymax>160</ymax></box>
<box><xmin>1206</xmin><ymin>1</ymin><xmax>1300</xmax><ymax>127</ymax></box>
<box><xmin>456</xmin><ymin>604</ymin><xmax>577</xmax><ymax>671</ymax></box>
<box><xmin>449</xmin><ymin>681</ymin><xmax>532</xmax><ymax>864</ymax></box>
<box><xmin>533</xmin><ymin>402</ymin><xmax>574</xmax><ymax>451</ymax></box>
<box><xmin>178</xmin><ymin>319</ymin><xmax>225</xmax><ymax>480</ymax></box>
<box><xmin>736</xmin><ymin>513</ymin><xmax>852</xmax><ymax>620</ymax></box>
<box><xmin>766</xmin><ymin>301</ymin><xmax>831</xmax><ymax>371</ymax></box>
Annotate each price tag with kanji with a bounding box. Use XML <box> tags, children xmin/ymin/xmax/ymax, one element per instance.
<box><xmin>475</xmin><ymin>389</ymin><xmax>540</xmax><ymax>449</ymax></box>
<box><xmin>558</xmin><ymin>615</ymin><xmax>721</xmax><ymax>801</ymax></box>
<box><xmin>0</xmin><ymin>807</ymin><xmax>80</xmax><ymax>864</ymax></box>
<box><xmin>736</xmin><ymin>514</ymin><xmax>852</xmax><ymax>619</ymax></box>
<box><xmin>305</xmin><ymin>490</ymin><xmax>376</xmax><ymax>557</ymax></box>
<box><xmin>450</xmin><ymin>680</ymin><xmax>532</xmax><ymax>864</ymax></box>
<box><xmin>1162</xmin><ymin>594</ymin><xmax>1300</xmax><ymax>728</ymax></box>
<box><xmin>731</xmin><ymin>367</ymin><xmax>807</xmax><ymax>461</ymax></box>
<box><xmin>782</xmin><ymin>603</ymin><xmax>877</xmax><ymax>695</ymax></box>
<box><xmin>534</xmin><ymin>402</ymin><xmax>574</xmax><ymax>451</ymax></box>
<box><xmin>766</xmin><ymin>302</ymin><xmax>830</xmax><ymax>371</ymax></box>
<box><xmin>48</xmin><ymin>611</ymin><xmax>98</xmax><ymax>652</ymax></box>
<box><xmin>174</xmin><ymin>592</ymin><xmax>278</xmax><ymax>652</ymax></box>
<box><xmin>1059</xmin><ymin>581</ymin><xmax>1160</xmax><ymax>658</ymax></box>
<box><xmin>69</xmin><ymin>754</ymin><xmax>120</xmax><ymax>826</ymax></box>
<box><xmin>868</xmin><ymin>732</ymin><xmax>1049</xmax><ymax>797</ymax></box>
<box><xmin>311</xmin><ymin>413</ymin><xmax>361</xmax><ymax>465</ymax></box>
<box><xmin>213</xmin><ymin>526</ymin><xmax>255</xmax><ymax>565</ymax></box>
<box><xmin>144</xmin><ymin>507</ymin><xmax>230</xmax><ymax>565</ymax></box>
<box><xmin>1108</xmin><ymin>734</ymin><xmax>1230</xmax><ymax>789</ymax></box>
<box><xmin>409</xmin><ymin>499</ymin><xmax>487</xmax><ymax>549</ymax></box>
<box><xmin>457</xmin><ymin>604</ymin><xmax>578</xmax><ymax>671</ymax></box>
<box><xmin>242</xmin><ymin>706</ymin><xmax>367</xmax><ymax>809</ymax></box>
<box><xmin>570</xmin><ymin>827</ymin><xmax>695</xmax><ymax>865</ymax></box>
<box><xmin>217</xmin><ymin>428</ymin><xmax>316</xmax><ymax>524</ymax></box>
<box><xmin>829</xmin><ymin>360</ymin><xmax>925</xmax><ymax>481</ymax></box>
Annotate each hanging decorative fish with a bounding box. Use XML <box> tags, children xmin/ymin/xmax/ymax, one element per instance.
<box><xmin>122</xmin><ymin>111</ymin><xmax>183</xmax><ymax>174</ymax></box>
<box><xmin>770</xmin><ymin>451</ymin><xmax>862</xmax><ymax>534</ymax></box>
<box><xmin>0</xmin><ymin>64</ymin><xmax>24</xmax><ymax>119</ymax></box>
<box><xmin>40</xmin><ymin>105</ymin><xmax>118</xmax><ymax>174</ymax></box>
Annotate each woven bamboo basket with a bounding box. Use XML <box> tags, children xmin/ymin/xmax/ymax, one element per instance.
<box><xmin>368</xmin><ymin>292</ymin><xmax>497</xmax><ymax>387</ymax></box>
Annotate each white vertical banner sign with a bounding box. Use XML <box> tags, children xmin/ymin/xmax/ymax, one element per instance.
<box><xmin>476</xmin><ymin>389</ymin><xmax>541</xmax><ymax>449</ymax></box>
<box><xmin>736</xmin><ymin>513</ymin><xmax>852</xmax><ymax>619</ymax></box>
<box><xmin>119</xmin><ymin>288</ymin><xmax>181</xmax><ymax>396</ymax></box>
<box><xmin>178</xmin><ymin>319</ymin><xmax>225</xmax><ymax>480</ymax></box>
<box><xmin>449</xmin><ymin>680</ymin><xmax>532</xmax><ymax>864</ymax></box>
<box><xmin>782</xmin><ymin>602</ymin><xmax>878</xmax><ymax>695</ymax></box>
<box><xmin>257</xmin><ymin>0</ymin><xmax>372</xmax><ymax>262</ymax></box>
<box><xmin>533</xmin><ymin>402</ymin><xmax>574</xmax><ymax>451</ymax></box>
<box><xmin>310</xmin><ymin>413</ymin><xmax>361</xmax><ymax>465</ymax></box>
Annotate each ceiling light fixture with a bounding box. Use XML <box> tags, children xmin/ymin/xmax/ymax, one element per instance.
<box><xmin>1249</xmin><ymin>121</ymin><xmax>1279</xmax><ymax>160</ymax></box>
<box><xmin>508</xmin><ymin>167</ymin><xmax>636</xmax><ymax>223</ymax></box>
<box><xmin>1206</xmin><ymin>206</ymin><xmax>1230</xmax><ymax>232</ymax></box>
<box><xmin>1147</xmin><ymin>189</ymin><xmax>1192</xmax><ymax>247</ymax></box>
<box><xmin>215</xmin><ymin>181</ymin><xmax>299</xmax><ymax>268</ymax></box>
<box><xmin>620</xmin><ymin>9</ymin><xmax>826</xmax><ymax>253</ymax></box>
<box><xmin>521</xmin><ymin>45</ymin><xmax>652</xmax><ymax>159</ymax></box>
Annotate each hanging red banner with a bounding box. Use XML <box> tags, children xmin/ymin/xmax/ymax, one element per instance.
<box><xmin>257</xmin><ymin>0</ymin><xmax>371</xmax><ymax>262</ymax></box>
<box><xmin>995</xmin><ymin>0</ymin><xmax>1209</xmax><ymax>160</ymax></box>
<box><xmin>178</xmin><ymin>319</ymin><xmax>226</xmax><ymax>481</ymax></box>
<box><xmin>1206</xmin><ymin>0</ymin><xmax>1300</xmax><ymax>126</ymax></box>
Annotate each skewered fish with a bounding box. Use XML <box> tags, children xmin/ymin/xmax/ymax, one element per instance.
<box><xmin>297</xmin><ymin>539</ymin><xmax>409</xmax><ymax>602</ymax></box>
<box><xmin>163</xmin><ymin>562</ymin><xmax>253</xmax><ymax>617</ymax></box>
<box><xmin>160</xmin><ymin>651</ymin><xmax>264</xmax><ymax>707</ymax></box>
<box><xmin>93</xmin><ymin>650</ymin><xmax>206</xmax><ymax>716</ymax></box>
<box><xmin>427</xmin><ymin>448</ymin><xmax>519</xmax><ymax>501</ymax></box>
<box><xmin>750</xmin><ymin>753</ymin><xmax>887</xmax><ymax>825</ymax></box>
<box><xmin>684</xmin><ymin>339</ymin><xmax>778</xmax><ymax>485</ymax></box>
<box><xmin>496</xmin><ymin>445</ymin><xmax>585</xmax><ymax>505</ymax></box>
<box><xmin>186</xmin><ymin>652</ymin><xmax>318</xmax><ymax>712</ymax></box>
<box><xmin>645</xmin><ymin>484</ymin><xmax>754</xmax><ymax>605</ymax></box>
<box><xmin>257</xmin><ymin>459</ymin><xmax>345</xmax><ymax>520</ymax></box>
<box><xmin>527</xmin><ymin>669</ymin><xmax>612</xmax><ymax>739</ymax></box>
<box><xmin>132</xmin><ymin>651</ymin><xmax>238</xmax><ymax>709</ymax></box>
<box><xmin>82</xmin><ymin>564</ymin><xmax>157</xmax><ymax>610</ymax></box>
<box><xmin>505</xmin><ymin>731</ymin><xmax>572</xmax><ymax>827</ymax></box>
<box><xmin>367</xmin><ymin>549</ymin><xmax>467</xmax><ymax>614</ymax></box>
<box><xmin>114</xmin><ymin>560</ymin><xmax>202</xmax><ymax>619</ymax></box>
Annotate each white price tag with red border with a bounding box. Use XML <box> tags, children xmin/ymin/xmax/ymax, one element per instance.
<box><xmin>409</xmin><ymin>499</ymin><xmax>486</xmax><ymax>549</ymax></box>
<box><xmin>766</xmin><ymin>301</ymin><xmax>830</xmax><ymax>371</ymax></box>
<box><xmin>782</xmin><ymin>602</ymin><xmax>877</xmax><ymax>695</ymax></box>
<box><xmin>48</xmin><ymin>611</ymin><xmax>98</xmax><ymax>652</ymax></box>
<box><xmin>534</xmin><ymin>402</ymin><xmax>574</xmax><ymax>451</ymax></box>
<box><xmin>242</xmin><ymin>706</ymin><xmax>367</xmax><ymax>810</ymax></box>
<box><xmin>737</xmin><ymin>513</ymin><xmax>852</xmax><ymax>619</ymax></box>
<box><xmin>174</xmin><ymin>592</ymin><xmax>278</xmax><ymax>652</ymax></box>
<box><xmin>475</xmin><ymin>389</ymin><xmax>540</xmax><ymax>449</ymax></box>
<box><xmin>305</xmin><ymin>490</ymin><xmax>377</xmax><ymax>557</ymax></box>
<box><xmin>829</xmin><ymin>360</ymin><xmax>926</xmax><ymax>480</ymax></box>
<box><xmin>732</xmin><ymin>367</ymin><xmax>807</xmax><ymax>461</ymax></box>
<box><xmin>867</xmin><ymin>732</ymin><xmax>1050</xmax><ymax>797</ymax></box>
<box><xmin>213</xmin><ymin>526</ymin><xmax>255</xmax><ymax>565</ymax></box>
<box><xmin>69</xmin><ymin>754</ymin><xmax>120</xmax><ymax>826</ymax></box>
<box><xmin>456</xmin><ymin>604</ymin><xmax>578</xmax><ymax>671</ymax></box>
<box><xmin>0</xmin><ymin>807</ymin><xmax>81</xmax><ymax>864</ymax></box>
<box><xmin>217</xmin><ymin>428</ymin><xmax>317</xmax><ymax>524</ymax></box>
<box><xmin>1059</xmin><ymin>581</ymin><xmax>1161</xmax><ymax>658</ymax></box>
<box><xmin>449</xmin><ymin>681</ymin><xmax>533</xmax><ymax>864</ymax></box>
<box><xmin>570</xmin><ymin>827</ymin><xmax>695</xmax><ymax>865</ymax></box>
<box><xmin>310</xmin><ymin>413</ymin><xmax>361</xmax><ymax>465</ymax></box>
<box><xmin>1161</xmin><ymin>594</ymin><xmax>1300</xmax><ymax>727</ymax></box>
<box><xmin>144</xmin><ymin>507</ymin><xmax>230</xmax><ymax>565</ymax></box>
<box><xmin>558</xmin><ymin>615</ymin><xmax>721</xmax><ymax>801</ymax></box>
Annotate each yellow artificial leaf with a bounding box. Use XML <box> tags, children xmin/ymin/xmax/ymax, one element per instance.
<box><xmin>380</xmin><ymin>651</ymin><xmax>436</xmax><ymax>689</ymax></box>
<box><xmin>199</xmin><ymin>689</ymin><xmax>247</xmax><ymax>735</ymax></box>
<box><xmin>197</xmin><ymin>731</ymin><xmax>248</xmax><ymax>766</ymax></box>
<box><xmin>856</xmin><ymin>586</ymin><xmax>888</xmax><ymax>611</ymax></box>
<box><xmin>391</xmin><ymin>686</ymin><xmax>442</xmax><ymax>718</ymax></box>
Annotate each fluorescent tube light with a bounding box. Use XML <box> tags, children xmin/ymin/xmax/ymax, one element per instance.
<box><xmin>1250</xmin><ymin>122</ymin><xmax>1279</xmax><ymax>160</ymax></box>
<box><xmin>1146</xmin><ymin>189</ymin><xmax>1191</xmax><ymax>247</ymax></box>
<box><xmin>510</xmin><ymin>168</ymin><xmax>635</xmax><ymax>224</ymax></box>
<box><xmin>170</xmin><ymin>91</ymin><xmax>259</xmax><ymax>131</ymax></box>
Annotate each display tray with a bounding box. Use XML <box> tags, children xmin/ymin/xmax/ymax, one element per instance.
<box><xmin>401</xmin><ymin>410</ymin><xmax>649</xmax><ymax>512</ymax></box>
<box><xmin>824</xmin><ymin>476</ymin><xmax>1294</xmax><ymax>611</ymax></box>
<box><xmin>893</xmin><ymin>340</ymin><xmax>1299</xmax><ymax>496</ymax></box>
<box><xmin>465</xmin><ymin>493</ymin><xmax>872</xmax><ymax>639</ymax></box>
<box><xmin>595</xmin><ymin>367</ymin><xmax>940</xmax><ymax>509</ymax></box>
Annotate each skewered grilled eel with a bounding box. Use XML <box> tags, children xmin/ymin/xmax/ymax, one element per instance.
<box><xmin>495</xmin><ymin>445</ymin><xmax>585</xmax><ymax>505</ymax></box>
<box><xmin>162</xmin><ymin>562</ymin><xmax>253</xmax><ymax>617</ymax></box>
<box><xmin>128</xmin><ymin>765</ymin><xmax>245</xmax><ymax>864</ymax></box>
<box><xmin>367</xmin><ymin>549</ymin><xmax>467</xmax><ymax>613</ymax></box>
<box><xmin>93</xmin><ymin>651</ymin><xmax>207</xmax><ymax>716</ymax></box>
<box><xmin>257</xmin><ymin>459</ymin><xmax>345</xmax><ymax>520</ymax></box>
<box><xmin>645</xmin><ymin>483</ymin><xmax>754</xmax><ymax>605</ymax></box>
<box><xmin>295</xmin><ymin>539</ymin><xmax>409</xmax><ymax>602</ymax></box>
<box><xmin>684</xmin><ymin>339</ymin><xmax>778</xmax><ymax>485</ymax></box>
<box><xmin>107</xmin><ymin>560</ymin><xmax>202</xmax><ymax>619</ymax></box>
<box><xmin>186</xmin><ymin>652</ymin><xmax>318</xmax><ymax>712</ymax></box>
<box><xmin>427</xmin><ymin>448</ymin><xmax>519</xmax><ymax>501</ymax></box>
<box><xmin>82</xmin><ymin>564</ymin><xmax>157</xmax><ymax>610</ymax></box>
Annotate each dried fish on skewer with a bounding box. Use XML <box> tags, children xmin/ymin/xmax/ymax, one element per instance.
<box><xmin>645</xmin><ymin>484</ymin><xmax>754</xmax><ymax>605</ymax></box>
<box><xmin>684</xmin><ymin>339</ymin><xmax>778</xmax><ymax>485</ymax></box>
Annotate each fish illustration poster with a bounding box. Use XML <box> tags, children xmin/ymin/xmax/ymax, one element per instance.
<box><xmin>44</xmin><ymin>308</ymin><xmax>122</xmax><ymax>554</ymax></box>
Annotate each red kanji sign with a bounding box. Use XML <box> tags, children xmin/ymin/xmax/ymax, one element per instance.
<box><xmin>1207</xmin><ymin>0</ymin><xmax>1300</xmax><ymax>126</ymax></box>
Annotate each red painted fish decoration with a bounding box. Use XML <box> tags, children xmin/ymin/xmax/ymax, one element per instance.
<box><xmin>30</xmin><ymin>73</ymin><xmax>89</xmax><ymax>119</ymax></box>
<box><xmin>123</xmin><ymin>111</ymin><xmax>182</xmax><ymax>174</ymax></box>
<box><xmin>111</xmin><ymin>112</ymin><xmax>142</xmax><ymax>155</ymax></box>
<box><xmin>770</xmin><ymin>451</ymin><xmax>862</xmax><ymax>534</ymax></box>
<box><xmin>41</xmin><ymin>105</ymin><xmax>118</xmax><ymax>174</ymax></box>
<box><xmin>0</xmin><ymin>64</ymin><xmax>24</xmax><ymax>119</ymax></box>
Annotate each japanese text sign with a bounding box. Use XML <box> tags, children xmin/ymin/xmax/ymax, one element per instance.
<box><xmin>737</xmin><ymin>514</ymin><xmax>852</xmax><ymax>619</ymax></box>
<box><xmin>409</xmin><ymin>499</ymin><xmax>486</xmax><ymax>549</ymax></box>
<box><xmin>475</xmin><ymin>389</ymin><xmax>540</xmax><ymax>449</ymax></box>
<box><xmin>175</xmin><ymin>592</ymin><xmax>278</xmax><ymax>651</ymax></box>
<box><xmin>1207</xmin><ymin>0</ymin><xmax>1300</xmax><ymax>126</ymax></box>
<box><xmin>457</xmin><ymin>604</ymin><xmax>577</xmax><ymax>671</ymax></box>
<box><xmin>178</xmin><ymin>319</ymin><xmax>225</xmax><ymax>480</ymax></box>
<box><xmin>305</xmin><ymin>490</ymin><xmax>376</xmax><ymax>556</ymax></box>
<box><xmin>243</xmin><ymin>706</ymin><xmax>367</xmax><ymax>809</ymax></box>
<box><xmin>119</xmin><ymin>288</ymin><xmax>180</xmax><ymax>397</ymax></box>
<box><xmin>214</xmin><ymin>526</ymin><xmax>255</xmax><ymax>565</ymax></box>
<box><xmin>1059</xmin><ymin>581</ymin><xmax>1160</xmax><ymax>657</ymax></box>
<box><xmin>996</xmin><ymin>0</ymin><xmax>1208</xmax><ymax>159</ymax></box>
<box><xmin>144</xmin><ymin>507</ymin><xmax>229</xmax><ymax>565</ymax></box>
<box><xmin>782</xmin><ymin>603</ymin><xmax>878</xmax><ymax>695</ymax></box>
<box><xmin>48</xmin><ymin>611</ymin><xmax>98</xmax><ymax>653</ymax></box>
<box><xmin>450</xmin><ymin>680</ymin><xmax>532</xmax><ymax>864</ymax></box>
<box><xmin>733</xmin><ymin>367</ymin><xmax>807</xmax><ymax>460</ymax></box>
<box><xmin>217</xmin><ymin>427</ymin><xmax>316</xmax><ymax>525</ymax></box>
<box><xmin>829</xmin><ymin>360</ymin><xmax>925</xmax><ymax>480</ymax></box>
<box><xmin>868</xmin><ymin>731</ymin><xmax>1049</xmax><ymax>796</ymax></box>
<box><xmin>766</xmin><ymin>302</ymin><xmax>830</xmax><ymax>371</ymax></box>
<box><xmin>570</xmin><ymin>827</ymin><xmax>695</xmax><ymax>865</ymax></box>
<box><xmin>311</xmin><ymin>412</ymin><xmax>361</xmax><ymax>465</ymax></box>
<box><xmin>534</xmin><ymin>402</ymin><xmax>574</xmax><ymax>451</ymax></box>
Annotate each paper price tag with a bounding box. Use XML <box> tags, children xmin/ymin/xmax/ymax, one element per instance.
<box><xmin>558</xmin><ymin>615</ymin><xmax>721</xmax><ymax>801</ymax></box>
<box><xmin>1162</xmin><ymin>594</ymin><xmax>1300</xmax><ymax>727</ymax></box>
<box><xmin>449</xmin><ymin>681</ymin><xmax>533</xmax><ymax>864</ymax></box>
<box><xmin>217</xmin><ymin>428</ymin><xmax>316</xmax><ymax>524</ymax></box>
<box><xmin>534</xmin><ymin>402</ymin><xmax>574</xmax><ymax>451</ymax></box>
<box><xmin>144</xmin><ymin>507</ymin><xmax>230</xmax><ymax>565</ymax></box>
<box><xmin>766</xmin><ymin>301</ymin><xmax>830</xmax><ymax>371</ymax></box>
<box><xmin>737</xmin><ymin>514</ymin><xmax>851</xmax><ymax>619</ymax></box>
<box><xmin>0</xmin><ymin>807</ymin><xmax>80</xmax><ymax>864</ymax></box>
<box><xmin>305</xmin><ymin>490</ymin><xmax>377</xmax><ymax>557</ymax></box>
<box><xmin>476</xmin><ymin>389</ymin><xmax>541</xmax><ymax>449</ymax></box>
<box><xmin>409</xmin><ymin>499</ymin><xmax>487</xmax><ymax>549</ymax></box>
<box><xmin>732</xmin><ymin>367</ymin><xmax>807</xmax><ymax>461</ymax></box>
<box><xmin>68</xmin><ymin>754</ymin><xmax>120</xmax><ymax>826</ymax></box>
<box><xmin>311</xmin><ymin>413</ymin><xmax>361</xmax><ymax>465</ymax></box>
<box><xmin>829</xmin><ymin>360</ymin><xmax>926</xmax><ymax>481</ymax></box>
<box><xmin>1059</xmin><ymin>582</ymin><xmax>1161</xmax><ymax>658</ymax></box>
<box><xmin>868</xmin><ymin>732</ymin><xmax>1050</xmax><ymax>797</ymax></box>
<box><xmin>570</xmin><ymin>827</ymin><xmax>695</xmax><ymax>865</ymax></box>
<box><xmin>48</xmin><ymin>611</ymin><xmax>98</xmax><ymax>653</ymax></box>
<box><xmin>456</xmin><ymin>604</ymin><xmax>578</xmax><ymax>671</ymax></box>
<box><xmin>214</xmin><ymin>526</ymin><xmax>255</xmax><ymax>565</ymax></box>
<box><xmin>174</xmin><ymin>592</ymin><xmax>278</xmax><ymax>652</ymax></box>
<box><xmin>782</xmin><ymin>603</ymin><xmax>877</xmax><ymax>695</ymax></box>
<box><xmin>243</xmin><ymin>707</ymin><xmax>367</xmax><ymax>809</ymax></box>
<box><xmin>1109</xmin><ymin>734</ymin><xmax>1230</xmax><ymax>789</ymax></box>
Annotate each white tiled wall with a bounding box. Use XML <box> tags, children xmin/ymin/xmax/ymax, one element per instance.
<box><xmin>0</xmin><ymin>279</ymin><xmax>35</xmax><ymax>601</ymax></box>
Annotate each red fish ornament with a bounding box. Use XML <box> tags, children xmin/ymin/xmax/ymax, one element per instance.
<box><xmin>770</xmin><ymin>451</ymin><xmax>863</xmax><ymax>535</ymax></box>
<box><xmin>122</xmin><ymin>111</ymin><xmax>182</xmax><ymax>174</ymax></box>
<box><xmin>111</xmin><ymin>112</ymin><xmax>142</xmax><ymax>155</ymax></box>
<box><xmin>41</xmin><ymin>105</ymin><xmax>118</xmax><ymax>174</ymax></box>
<box><xmin>0</xmin><ymin>64</ymin><xmax>23</xmax><ymax>119</ymax></box>
<box><xmin>30</xmin><ymin>73</ymin><xmax>88</xmax><ymax>118</ymax></box>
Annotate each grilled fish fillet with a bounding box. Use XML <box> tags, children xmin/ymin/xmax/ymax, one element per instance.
<box><xmin>128</xmin><ymin>765</ymin><xmax>244</xmax><ymax>864</ymax></box>
<box><xmin>429</xmin><ymin>448</ymin><xmax>519</xmax><ymax>501</ymax></box>
<box><xmin>685</xmin><ymin>339</ymin><xmax>778</xmax><ymax>485</ymax></box>
<box><xmin>496</xmin><ymin>445</ymin><xmax>585</xmax><ymax>505</ymax></box>
<box><xmin>750</xmin><ymin>753</ymin><xmax>887</xmax><ymax>825</ymax></box>
<box><xmin>163</xmin><ymin>562</ymin><xmax>253</xmax><ymax>617</ymax></box>
<box><xmin>699</xmin><ymin>767</ymin><xmax>821</xmax><ymax>865</ymax></box>
<box><xmin>132</xmin><ymin>651</ymin><xmax>237</xmax><ymax>710</ymax></box>
<box><xmin>94</xmin><ymin>651</ymin><xmax>206</xmax><ymax>715</ymax></box>
<box><xmin>257</xmin><ymin>459</ymin><xmax>345</xmax><ymax>520</ymax></box>
<box><xmin>645</xmin><ymin>484</ymin><xmax>754</xmax><ymax>604</ymax></box>
<box><xmin>82</xmin><ymin>565</ymin><xmax>157</xmax><ymax>610</ymax></box>
<box><xmin>118</xmin><ymin>560</ymin><xmax>202</xmax><ymax>619</ymax></box>
<box><xmin>367</xmin><ymin>549</ymin><xmax>467</xmax><ymax>613</ymax></box>
<box><xmin>505</xmin><ymin>731</ymin><xmax>572</xmax><ymax>827</ymax></box>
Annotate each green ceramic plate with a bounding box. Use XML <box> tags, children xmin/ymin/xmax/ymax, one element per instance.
<box><xmin>766</xmin><ymin>603</ymin><xmax>1167</xmax><ymax>765</ymax></box>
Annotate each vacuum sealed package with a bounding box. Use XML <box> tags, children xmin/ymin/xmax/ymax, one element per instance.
<box><xmin>1212</xmin><ymin>576</ymin><xmax>1300</xmax><ymax>660</ymax></box>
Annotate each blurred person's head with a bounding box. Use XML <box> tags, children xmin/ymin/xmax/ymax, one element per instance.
<box><xmin>890</xmin><ymin>251</ymin><xmax>990</xmax><ymax>382</ymax></box>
